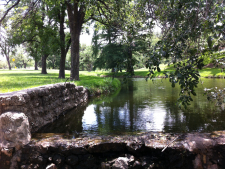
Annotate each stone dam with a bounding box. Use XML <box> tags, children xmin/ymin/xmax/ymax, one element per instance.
<box><xmin>0</xmin><ymin>83</ymin><xmax>225</xmax><ymax>169</ymax></box>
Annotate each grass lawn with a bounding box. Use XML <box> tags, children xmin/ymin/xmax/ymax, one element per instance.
<box><xmin>0</xmin><ymin>69</ymin><xmax>120</xmax><ymax>94</ymax></box>
<box><xmin>198</xmin><ymin>68</ymin><xmax>225</xmax><ymax>77</ymax></box>
<box><xmin>96</xmin><ymin>68</ymin><xmax>225</xmax><ymax>78</ymax></box>
<box><xmin>1</xmin><ymin>65</ymin><xmax>224</xmax><ymax>94</ymax></box>
<box><xmin>97</xmin><ymin>64</ymin><xmax>225</xmax><ymax>78</ymax></box>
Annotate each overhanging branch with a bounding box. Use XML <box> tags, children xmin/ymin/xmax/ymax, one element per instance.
<box><xmin>0</xmin><ymin>0</ymin><xmax>21</xmax><ymax>24</ymax></box>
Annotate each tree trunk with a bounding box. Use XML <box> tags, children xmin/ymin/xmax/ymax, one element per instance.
<box><xmin>58</xmin><ymin>3</ymin><xmax>67</xmax><ymax>79</ymax></box>
<box><xmin>70</xmin><ymin>32</ymin><xmax>81</xmax><ymax>80</ymax></box>
<box><xmin>66</xmin><ymin>1</ymin><xmax>85</xmax><ymax>81</ymax></box>
<box><xmin>59</xmin><ymin>51</ymin><xmax>66</xmax><ymax>78</ymax></box>
<box><xmin>41</xmin><ymin>54</ymin><xmax>48</xmax><ymax>74</ymax></box>
<box><xmin>23</xmin><ymin>60</ymin><xmax>27</xmax><ymax>68</ymax></box>
<box><xmin>52</xmin><ymin>60</ymin><xmax>55</xmax><ymax>69</ymax></box>
<box><xmin>35</xmin><ymin>58</ymin><xmax>38</xmax><ymax>70</ymax></box>
<box><xmin>6</xmin><ymin>55</ymin><xmax>11</xmax><ymax>70</ymax></box>
<box><xmin>127</xmin><ymin>47</ymin><xmax>134</xmax><ymax>75</ymax></box>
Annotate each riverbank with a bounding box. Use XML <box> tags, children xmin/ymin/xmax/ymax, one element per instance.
<box><xmin>98</xmin><ymin>67</ymin><xmax>225</xmax><ymax>78</ymax></box>
<box><xmin>0</xmin><ymin>67</ymin><xmax>224</xmax><ymax>94</ymax></box>
<box><xmin>0</xmin><ymin>70</ymin><xmax>121</xmax><ymax>95</ymax></box>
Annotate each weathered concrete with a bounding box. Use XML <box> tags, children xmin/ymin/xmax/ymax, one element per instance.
<box><xmin>1</xmin><ymin>131</ymin><xmax>225</xmax><ymax>169</ymax></box>
<box><xmin>0</xmin><ymin>83</ymin><xmax>88</xmax><ymax>133</ymax></box>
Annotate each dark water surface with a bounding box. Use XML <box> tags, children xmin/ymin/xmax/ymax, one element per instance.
<box><xmin>34</xmin><ymin>78</ymin><xmax>225</xmax><ymax>138</ymax></box>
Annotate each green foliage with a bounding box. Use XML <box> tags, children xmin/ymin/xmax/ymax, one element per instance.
<box><xmin>46</xmin><ymin>54</ymin><xmax>61</xmax><ymax>69</ymax></box>
<box><xmin>146</xmin><ymin>0</ymin><xmax>225</xmax><ymax>107</ymax></box>
<box><xmin>202</xmin><ymin>51</ymin><xmax>225</xmax><ymax>66</ymax></box>
<box><xmin>92</xmin><ymin>0</ymin><xmax>153</xmax><ymax>76</ymax></box>
<box><xmin>0</xmin><ymin>60</ymin><xmax>7</xmax><ymax>69</ymax></box>
<box><xmin>80</xmin><ymin>45</ymin><xmax>94</xmax><ymax>71</ymax></box>
<box><xmin>9</xmin><ymin>1</ymin><xmax>61</xmax><ymax>71</ymax></box>
<box><xmin>93</xmin><ymin>43</ymin><xmax>128</xmax><ymax>71</ymax></box>
<box><xmin>9</xmin><ymin>47</ymin><xmax>34</xmax><ymax>68</ymax></box>
<box><xmin>0</xmin><ymin>23</ymin><xmax>16</xmax><ymax>69</ymax></box>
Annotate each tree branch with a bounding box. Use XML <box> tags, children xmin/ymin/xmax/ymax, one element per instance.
<box><xmin>89</xmin><ymin>16</ymin><xmax>109</xmax><ymax>26</ymax></box>
<box><xmin>0</xmin><ymin>0</ymin><xmax>21</xmax><ymax>24</ymax></box>
<box><xmin>97</xmin><ymin>0</ymin><xmax>112</xmax><ymax>15</ymax></box>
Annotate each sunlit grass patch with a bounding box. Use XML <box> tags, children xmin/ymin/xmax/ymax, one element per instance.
<box><xmin>199</xmin><ymin>68</ymin><xmax>225</xmax><ymax>78</ymax></box>
<box><xmin>0</xmin><ymin>69</ymin><xmax>120</xmax><ymax>94</ymax></box>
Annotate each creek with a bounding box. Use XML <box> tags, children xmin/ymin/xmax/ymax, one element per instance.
<box><xmin>33</xmin><ymin>78</ymin><xmax>225</xmax><ymax>139</ymax></box>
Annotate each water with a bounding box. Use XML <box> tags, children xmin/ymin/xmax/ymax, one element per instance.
<box><xmin>34</xmin><ymin>78</ymin><xmax>225</xmax><ymax>138</ymax></box>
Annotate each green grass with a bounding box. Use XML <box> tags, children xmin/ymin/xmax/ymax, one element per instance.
<box><xmin>93</xmin><ymin>65</ymin><xmax>225</xmax><ymax>79</ymax></box>
<box><xmin>199</xmin><ymin>68</ymin><xmax>225</xmax><ymax>78</ymax></box>
<box><xmin>0</xmin><ymin>69</ymin><xmax>121</xmax><ymax>94</ymax></box>
<box><xmin>1</xmin><ymin>63</ymin><xmax>225</xmax><ymax>94</ymax></box>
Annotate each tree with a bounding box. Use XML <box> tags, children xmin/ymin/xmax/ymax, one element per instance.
<box><xmin>10</xmin><ymin>46</ymin><xmax>33</xmax><ymax>69</ymax></box>
<box><xmin>0</xmin><ymin>26</ymin><xmax>15</xmax><ymax>70</ymax></box>
<box><xmin>1</xmin><ymin>0</ymin><xmax>137</xmax><ymax>80</ymax></box>
<box><xmin>0</xmin><ymin>0</ymin><xmax>21</xmax><ymax>24</ymax></box>
<box><xmin>46</xmin><ymin>0</ymin><xmax>71</xmax><ymax>78</ymax></box>
<box><xmin>8</xmin><ymin>1</ymin><xmax>60</xmax><ymax>74</ymax></box>
<box><xmin>92</xmin><ymin>1</ymin><xmax>151</xmax><ymax>75</ymax></box>
<box><xmin>58</xmin><ymin>4</ymin><xmax>71</xmax><ymax>78</ymax></box>
<box><xmin>145</xmin><ymin>0</ymin><xmax>225</xmax><ymax>107</ymax></box>
<box><xmin>0</xmin><ymin>60</ymin><xmax>7</xmax><ymax>69</ymax></box>
<box><xmin>93</xmin><ymin>43</ymin><xmax>127</xmax><ymax>72</ymax></box>
<box><xmin>92</xmin><ymin>25</ymin><xmax>125</xmax><ymax>72</ymax></box>
<box><xmin>47</xmin><ymin>54</ymin><xmax>60</xmax><ymax>69</ymax></box>
<box><xmin>80</xmin><ymin>44</ymin><xmax>94</xmax><ymax>71</ymax></box>
<box><xmin>66</xmin><ymin>0</ymin><xmax>130</xmax><ymax>80</ymax></box>
<box><xmin>4</xmin><ymin>0</ymin><xmax>71</xmax><ymax>76</ymax></box>
<box><xmin>26</xmin><ymin>41</ymin><xmax>41</xmax><ymax>70</ymax></box>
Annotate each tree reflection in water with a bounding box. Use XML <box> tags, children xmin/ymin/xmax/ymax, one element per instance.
<box><xmin>36</xmin><ymin>78</ymin><xmax>225</xmax><ymax>138</ymax></box>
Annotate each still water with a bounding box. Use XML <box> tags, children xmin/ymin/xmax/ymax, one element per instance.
<box><xmin>36</xmin><ymin>78</ymin><xmax>225</xmax><ymax>137</ymax></box>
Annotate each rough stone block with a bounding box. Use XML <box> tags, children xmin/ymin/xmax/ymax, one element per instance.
<box><xmin>10</xmin><ymin>96</ymin><xmax>26</xmax><ymax>106</ymax></box>
<box><xmin>3</xmin><ymin>97</ymin><xmax>11</xmax><ymax>106</ymax></box>
<box><xmin>0</xmin><ymin>112</ymin><xmax>31</xmax><ymax>148</ymax></box>
<box><xmin>75</xmin><ymin>86</ymin><xmax>84</xmax><ymax>91</ymax></box>
<box><xmin>112</xmin><ymin>157</ymin><xmax>129</xmax><ymax>169</ymax></box>
<box><xmin>43</xmin><ymin>96</ymin><xmax>50</xmax><ymax>103</ymax></box>
<box><xmin>38</xmin><ymin>87</ymin><xmax>49</xmax><ymax>96</ymax></box>
<box><xmin>0</xmin><ymin>83</ymin><xmax>89</xmax><ymax>134</ymax></box>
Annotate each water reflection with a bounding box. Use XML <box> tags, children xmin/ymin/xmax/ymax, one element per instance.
<box><xmin>36</xmin><ymin>78</ymin><xmax>225</xmax><ymax>137</ymax></box>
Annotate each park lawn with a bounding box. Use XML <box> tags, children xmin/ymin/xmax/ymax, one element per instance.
<box><xmin>94</xmin><ymin>66</ymin><xmax>225</xmax><ymax>78</ymax></box>
<box><xmin>198</xmin><ymin>68</ymin><xmax>225</xmax><ymax>78</ymax></box>
<box><xmin>0</xmin><ymin>69</ymin><xmax>121</xmax><ymax>94</ymax></box>
<box><xmin>0</xmin><ymin>66</ymin><xmax>224</xmax><ymax>94</ymax></box>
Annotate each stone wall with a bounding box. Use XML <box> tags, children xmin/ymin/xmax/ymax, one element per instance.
<box><xmin>0</xmin><ymin>83</ymin><xmax>88</xmax><ymax>133</ymax></box>
<box><xmin>1</xmin><ymin>83</ymin><xmax>225</xmax><ymax>168</ymax></box>
<box><xmin>2</xmin><ymin>132</ymin><xmax>225</xmax><ymax>169</ymax></box>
